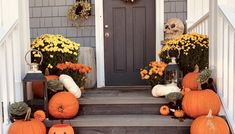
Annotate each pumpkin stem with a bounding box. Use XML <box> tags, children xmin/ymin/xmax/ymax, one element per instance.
<box><xmin>60</xmin><ymin>120</ymin><xmax>64</xmax><ymax>124</ymax></box>
<box><xmin>194</xmin><ymin>64</ymin><xmax>199</xmax><ymax>73</ymax></box>
<box><xmin>207</xmin><ymin>109</ymin><xmax>213</xmax><ymax>118</ymax></box>
<box><xmin>45</xmin><ymin>68</ymin><xmax>50</xmax><ymax>76</ymax></box>
<box><xmin>58</xmin><ymin>106</ymin><xmax>64</xmax><ymax>113</ymax></box>
<box><xmin>24</xmin><ymin>107</ymin><xmax>31</xmax><ymax>121</ymax></box>
<box><xmin>198</xmin><ymin>83</ymin><xmax>202</xmax><ymax>90</ymax></box>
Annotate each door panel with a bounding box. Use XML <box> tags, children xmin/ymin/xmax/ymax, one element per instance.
<box><xmin>104</xmin><ymin>0</ymin><xmax>156</xmax><ymax>86</ymax></box>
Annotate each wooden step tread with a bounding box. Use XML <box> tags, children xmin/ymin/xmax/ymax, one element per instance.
<box><xmin>83</xmin><ymin>89</ymin><xmax>152</xmax><ymax>97</ymax></box>
<box><xmin>79</xmin><ymin>96</ymin><xmax>168</xmax><ymax>105</ymax></box>
<box><xmin>45</xmin><ymin>115</ymin><xmax>193</xmax><ymax>127</ymax></box>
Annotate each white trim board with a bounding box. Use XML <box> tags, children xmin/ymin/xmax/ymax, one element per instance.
<box><xmin>95</xmin><ymin>0</ymin><xmax>164</xmax><ymax>88</ymax></box>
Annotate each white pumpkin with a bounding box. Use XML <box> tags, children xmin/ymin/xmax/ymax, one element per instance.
<box><xmin>59</xmin><ymin>74</ymin><xmax>81</xmax><ymax>98</ymax></box>
<box><xmin>152</xmin><ymin>83</ymin><xmax>180</xmax><ymax>97</ymax></box>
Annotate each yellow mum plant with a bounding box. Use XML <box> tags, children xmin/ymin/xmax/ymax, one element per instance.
<box><xmin>140</xmin><ymin>61</ymin><xmax>167</xmax><ymax>87</ymax></box>
<box><xmin>31</xmin><ymin>34</ymin><xmax>80</xmax><ymax>74</ymax></box>
<box><xmin>159</xmin><ymin>32</ymin><xmax>209</xmax><ymax>74</ymax></box>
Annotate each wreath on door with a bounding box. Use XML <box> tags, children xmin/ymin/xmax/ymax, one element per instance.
<box><xmin>67</xmin><ymin>0</ymin><xmax>91</xmax><ymax>26</ymax></box>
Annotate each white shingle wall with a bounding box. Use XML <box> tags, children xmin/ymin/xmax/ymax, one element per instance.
<box><xmin>29</xmin><ymin>0</ymin><xmax>186</xmax><ymax>47</ymax></box>
<box><xmin>29</xmin><ymin>0</ymin><xmax>95</xmax><ymax>47</ymax></box>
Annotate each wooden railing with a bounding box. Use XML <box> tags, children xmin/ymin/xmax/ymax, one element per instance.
<box><xmin>187</xmin><ymin>0</ymin><xmax>235</xmax><ymax>133</ymax></box>
<box><xmin>187</xmin><ymin>12</ymin><xmax>209</xmax><ymax>34</ymax></box>
<box><xmin>0</xmin><ymin>0</ymin><xmax>30</xmax><ymax>133</ymax></box>
<box><xmin>215</xmin><ymin>6</ymin><xmax>235</xmax><ymax>133</ymax></box>
<box><xmin>0</xmin><ymin>19</ymin><xmax>20</xmax><ymax>134</ymax></box>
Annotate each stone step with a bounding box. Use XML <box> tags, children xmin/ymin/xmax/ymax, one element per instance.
<box><xmin>45</xmin><ymin>115</ymin><xmax>192</xmax><ymax>134</ymax></box>
<box><xmin>79</xmin><ymin>96</ymin><xmax>168</xmax><ymax>115</ymax></box>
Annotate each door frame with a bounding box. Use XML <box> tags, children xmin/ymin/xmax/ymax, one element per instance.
<box><xmin>95</xmin><ymin>0</ymin><xmax>164</xmax><ymax>88</ymax></box>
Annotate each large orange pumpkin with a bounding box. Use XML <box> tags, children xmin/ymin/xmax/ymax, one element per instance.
<box><xmin>8</xmin><ymin>108</ymin><xmax>46</xmax><ymax>134</ymax></box>
<box><xmin>182</xmin><ymin>89</ymin><xmax>221</xmax><ymax>118</ymax></box>
<box><xmin>48</xmin><ymin>124</ymin><xmax>74</xmax><ymax>134</ymax></box>
<box><xmin>191</xmin><ymin>110</ymin><xmax>229</xmax><ymax>134</ymax></box>
<box><xmin>32</xmin><ymin>75</ymin><xmax>59</xmax><ymax>98</ymax></box>
<box><xmin>182</xmin><ymin>72</ymin><xmax>199</xmax><ymax>90</ymax></box>
<box><xmin>48</xmin><ymin>92</ymin><xmax>79</xmax><ymax>118</ymax></box>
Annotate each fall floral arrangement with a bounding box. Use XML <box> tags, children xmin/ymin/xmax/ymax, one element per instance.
<box><xmin>56</xmin><ymin>62</ymin><xmax>92</xmax><ymax>87</ymax></box>
<box><xmin>67</xmin><ymin>0</ymin><xmax>91</xmax><ymax>26</ymax></box>
<box><xmin>140</xmin><ymin>61</ymin><xmax>167</xmax><ymax>87</ymax></box>
<box><xmin>31</xmin><ymin>34</ymin><xmax>80</xmax><ymax>74</ymax></box>
<box><xmin>159</xmin><ymin>32</ymin><xmax>209</xmax><ymax>74</ymax></box>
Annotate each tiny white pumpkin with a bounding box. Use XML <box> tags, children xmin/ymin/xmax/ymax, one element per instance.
<box><xmin>152</xmin><ymin>83</ymin><xmax>180</xmax><ymax>97</ymax></box>
<box><xmin>59</xmin><ymin>74</ymin><xmax>81</xmax><ymax>98</ymax></box>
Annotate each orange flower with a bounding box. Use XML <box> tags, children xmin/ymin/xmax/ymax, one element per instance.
<box><xmin>144</xmin><ymin>75</ymin><xmax>150</xmax><ymax>80</ymax></box>
<box><xmin>56</xmin><ymin>62</ymin><xmax>92</xmax><ymax>74</ymax></box>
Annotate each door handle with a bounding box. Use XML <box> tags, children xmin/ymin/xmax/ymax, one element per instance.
<box><xmin>105</xmin><ymin>32</ymin><xmax>110</xmax><ymax>38</ymax></box>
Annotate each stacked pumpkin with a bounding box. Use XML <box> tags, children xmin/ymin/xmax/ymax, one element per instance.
<box><xmin>8</xmin><ymin>108</ymin><xmax>46</xmax><ymax>134</ymax></box>
<box><xmin>181</xmin><ymin>68</ymin><xmax>230</xmax><ymax>134</ymax></box>
<box><xmin>47</xmin><ymin>85</ymin><xmax>79</xmax><ymax>134</ymax></box>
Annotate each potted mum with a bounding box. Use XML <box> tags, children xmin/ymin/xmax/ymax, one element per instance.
<box><xmin>159</xmin><ymin>32</ymin><xmax>209</xmax><ymax>75</ymax></box>
<box><xmin>56</xmin><ymin>62</ymin><xmax>92</xmax><ymax>92</ymax></box>
<box><xmin>31</xmin><ymin>34</ymin><xmax>80</xmax><ymax>75</ymax></box>
<box><xmin>140</xmin><ymin>61</ymin><xmax>167</xmax><ymax>87</ymax></box>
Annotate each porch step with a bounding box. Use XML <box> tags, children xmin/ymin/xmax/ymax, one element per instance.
<box><xmin>79</xmin><ymin>96</ymin><xmax>168</xmax><ymax>115</ymax></box>
<box><xmin>79</xmin><ymin>87</ymin><xmax>168</xmax><ymax>115</ymax></box>
<box><xmin>45</xmin><ymin>115</ymin><xmax>192</xmax><ymax>134</ymax></box>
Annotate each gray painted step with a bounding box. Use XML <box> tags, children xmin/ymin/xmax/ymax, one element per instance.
<box><xmin>46</xmin><ymin>115</ymin><xmax>192</xmax><ymax>134</ymax></box>
<box><xmin>79</xmin><ymin>88</ymin><xmax>168</xmax><ymax>115</ymax></box>
<box><xmin>79</xmin><ymin>96</ymin><xmax>168</xmax><ymax>115</ymax></box>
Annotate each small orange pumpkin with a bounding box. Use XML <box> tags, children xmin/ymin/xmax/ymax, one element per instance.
<box><xmin>8</xmin><ymin>108</ymin><xmax>46</xmax><ymax>134</ymax></box>
<box><xmin>48</xmin><ymin>124</ymin><xmax>74</xmax><ymax>134</ymax></box>
<box><xmin>34</xmin><ymin>110</ymin><xmax>46</xmax><ymax>122</ymax></box>
<box><xmin>160</xmin><ymin>105</ymin><xmax>170</xmax><ymax>116</ymax></box>
<box><xmin>48</xmin><ymin>92</ymin><xmax>79</xmax><ymax>118</ymax></box>
<box><xmin>32</xmin><ymin>75</ymin><xmax>59</xmax><ymax>98</ymax></box>
<box><xmin>174</xmin><ymin>109</ymin><xmax>184</xmax><ymax>118</ymax></box>
<box><xmin>182</xmin><ymin>65</ymin><xmax>200</xmax><ymax>90</ymax></box>
<box><xmin>182</xmin><ymin>89</ymin><xmax>221</xmax><ymax>118</ymax></box>
<box><xmin>191</xmin><ymin>110</ymin><xmax>229</xmax><ymax>134</ymax></box>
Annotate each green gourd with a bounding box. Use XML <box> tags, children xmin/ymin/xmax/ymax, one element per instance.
<box><xmin>9</xmin><ymin>102</ymin><xmax>29</xmax><ymax>116</ymax></box>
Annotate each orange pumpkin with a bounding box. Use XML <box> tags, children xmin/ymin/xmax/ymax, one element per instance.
<box><xmin>48</xmin><ymin>124</ymin><xmax>74</xmax><ymax>134</ymax></box>
<box><xmin>160</xmin><ymin>105</ymin><xmax>170</xmax><ymax>116</ymax></box>
<box><xmin>174</xmin><ymin>109</ymin><xmax>184</xmax><ymax>118</ymax></box>
<box><xmin>182</xmin><ymin>72</ymin><xmax>199</xmax><ymax>90</ymax></box>
<box><xmin>8</xmin><ymin>108</ymin><xmax>46</xmax><ymax>134</ymax></box>
<box><xmin>182</xmin><ymin>89</ymin><xmax>221</xmax><ymax>118</ymax></box>
<box><xmin>191</xmin><ymin>110</ymin><xmax>229</xmax><ymax>134</ymax></box>
<box><xmin>48</xmin><ymin>92</ymin><xmax>79</xmax><ymax>118</ymax></box>
<box><xmin>182</xmin><ymin>65</ymin><xmax>200</xmax><ymax>90</ymax></box>
<box><xmin>32</xmin><ymin>75</ymin><xmax>59</xmax><ymax>98</ymax></box>
<box><xmin>34</xmin><ymin>110</ymin><xmax>46</xmax><ymax>122</ymax></box>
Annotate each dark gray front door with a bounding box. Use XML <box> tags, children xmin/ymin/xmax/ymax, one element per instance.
<box><xmin>104</xmin><ymin>0</ymin><xmax>156</xmax><ymax>86</ymax></box>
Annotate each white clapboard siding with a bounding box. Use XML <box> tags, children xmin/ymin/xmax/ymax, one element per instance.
<box><xmin>0</xmin><ymin>0</ymin><xmax>30</xmax><ymax>133</ymax></box>
<box><xmin>187</xmin><ymin>0</ymin><xmax>209</xmax><ymax>28</ymax></box>
<box><xmin>188</xmin><ymin>0</ymin><xmax>235</xmax><ymax>132</ymax></box>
